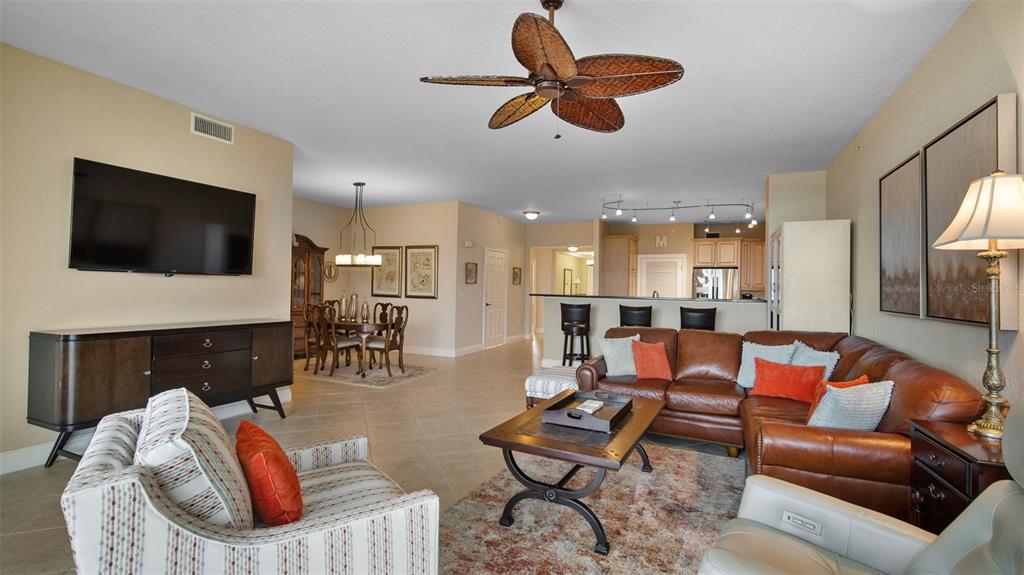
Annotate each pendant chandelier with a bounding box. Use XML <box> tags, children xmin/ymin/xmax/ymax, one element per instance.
<box><xmin>335</xmin><ymin>182</ymin><xmax>382</xmax><ymax>267</ymax></box>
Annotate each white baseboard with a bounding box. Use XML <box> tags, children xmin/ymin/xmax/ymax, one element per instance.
<box><xmin>404</xmin><ymin>345</ymin><xmax>457</xmax><ymax>358</ymax></box>
<box><xmin>505</xmin><ymin>334</ymin><xmax>529</xmax><ymax>344</ymax></box>
<box><xmin>455</xmin><ymin>344</ymin><xmax>484</xmax><ymax>357</ymax></box>
<box><xmin>0</xmin><ymin>388</ymin><xmax>292</xmax><ymax>476</ymax></box>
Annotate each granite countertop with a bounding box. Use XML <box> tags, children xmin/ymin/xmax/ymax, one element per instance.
<box><xmin>529</xmin><ymin>293</ymin><xmax>768</xmax><ymax>303</ymax></box>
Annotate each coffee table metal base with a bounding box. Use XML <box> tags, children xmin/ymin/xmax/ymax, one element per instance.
<box><xmin>497</xmin><ymin>443</ymin><xmax>652</xmax><ymax>555</ymax></box>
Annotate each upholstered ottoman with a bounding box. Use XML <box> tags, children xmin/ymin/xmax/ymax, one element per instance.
<box><xmin>525</xmin><ymin>366</ymin><xmax>579</xmax><ymax>407</ymax></box>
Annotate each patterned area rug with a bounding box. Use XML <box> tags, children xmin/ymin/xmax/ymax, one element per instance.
<box><xmin>439</xmin><ymin>443</ymin><xmax>744</xmax><ymax>574</ymax></box>
<box><xmin>293</xmin><ymin>359</ymin><xmax>437</xmax><ymax>389</ymax></box>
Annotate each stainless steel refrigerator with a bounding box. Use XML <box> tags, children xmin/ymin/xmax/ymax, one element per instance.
<box><xmin>692</xmin><ymin>268</ymin><xmax>740</xmax><ymax>300</ymax></box>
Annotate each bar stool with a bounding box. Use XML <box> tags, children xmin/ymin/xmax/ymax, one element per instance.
<box><xmin>619</xmin><ymin>305</ymin><xmax>653</xmax><ymax>327</ymax></box>
<box><xmin>681</xmin><ymin>306</ymin><xmax>717</xmax><ymax>331</ymax></box>
<box><xmin>560</xmin><ymin>303</ymin><xmax>591</xmax><ymax>366</ymax></box>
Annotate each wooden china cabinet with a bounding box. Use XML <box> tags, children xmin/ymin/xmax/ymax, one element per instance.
<box><xmin>291</xmin><ymin>234</ymin><xmax>328</xmax><ymax>357</ymax></box>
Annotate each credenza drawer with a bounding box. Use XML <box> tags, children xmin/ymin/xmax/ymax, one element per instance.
<box><xmin>152</xmin><ymin>368</ymin><xmax>252</xmax><ymax>400</ymax></box>
<box><xmin>153</xmin><ymin>329</ymin><xmax>251</xmax><ymax>359</ymax></box>
<box><xmin>913</xmin><ymin>433</ymin><xmax>968</xmax><ymax>493</ymax></box>
<box><xmin>911</xmin><ymin>460</ymin><xmax>969</xmax><ymax>519</ymax></box>
<box><xmin>152</xmin><ymin>349</ymin><xmax>252</xmax><ymax>384</ymax></box>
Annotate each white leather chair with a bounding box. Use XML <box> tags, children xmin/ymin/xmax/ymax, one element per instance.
<box><xmin>699</xmin><ymin>408</ymin><xmax>1024</xmax><ymax>575</ymax></box>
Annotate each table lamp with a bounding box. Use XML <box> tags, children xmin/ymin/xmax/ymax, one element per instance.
<box><xmin>933</xmin><ymin>170</ymin><xmax>1024</xmax><ymax>439</ymax></box>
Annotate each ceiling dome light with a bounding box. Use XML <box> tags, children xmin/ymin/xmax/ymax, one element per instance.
<box><xmin>523</xmin><ymin>210</ymin><xmax>540</xmax><ymax>220</ymax></box>
<box><xmin>567</xmin><ymin>245</ymin><xmax>579</xmax><ymax>252</ymax></box>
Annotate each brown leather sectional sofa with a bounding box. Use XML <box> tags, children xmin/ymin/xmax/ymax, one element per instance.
<box><xmin>571</xmin><ymin>327</ymin><xmax>982</xmax><ymax>519</ymax></box>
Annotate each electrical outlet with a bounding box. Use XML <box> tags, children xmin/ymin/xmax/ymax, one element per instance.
<box><xmin>782</xmin><ymin>511</ymin><xmax>822</xmax><ymax>536</ymax></box>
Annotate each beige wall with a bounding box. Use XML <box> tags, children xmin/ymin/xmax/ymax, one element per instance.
<box><xmin>455</xmin><ymin>203</ymin><xmax>527</xmax><ymax>351</ymax></box>
<box><xmin>0</xmin><ymin>45</ymin><xmax>294</xmax><ymax>453</ymax></box>
<box><xmin>345</xmin><ymin>202</ymin><xmax>460</xmax><ymax>355</ymax></box>
<box><xmin>766</xmin><ymin>170</ymin><xmax>827</xmax><ymax>237</ymax></box>
<box><xmin>526</xmin><ymin>221</ymin><xmax>593</xmax><ymax>249</ymax></box>
<box><xmin>825</xmin><ymin>0</ymin><xmax>1023</xmax><ymax>405</ymax></box>
<box><xmin>292</xmin><ymin>197</ymin><xmax>352</xmax><ymax>300</ymax></box>
<box><xmin>608</xmin><ymin>223</ymin><xmax>695</xmax><ymax>257</ymax></box>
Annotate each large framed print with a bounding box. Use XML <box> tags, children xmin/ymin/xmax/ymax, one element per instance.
<box><xmin>923</xmin><ymin>99</ymin><xmax>1001</xmax><ymax>324</ymax></box>
<box><xmin>371</xmin><ymin>246</ymin><xmax>402</xmax><ymax>298</ymax></box>
<box><xmin>879</xmin><ymin>153</ymin><xmax>922</xmax><ymax>316</ymax></box>
<box><xmin>405</xmin><ymin>245</ymin><xmax>439</xmax><ymax>299</ymax></box>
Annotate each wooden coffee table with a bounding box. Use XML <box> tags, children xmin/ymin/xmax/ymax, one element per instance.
<box><xmin>479</xmin><ymin>389</ymin><xmax>664</xmax><ymax>555</ymax></box>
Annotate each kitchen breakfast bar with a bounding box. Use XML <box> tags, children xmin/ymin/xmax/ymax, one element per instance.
<box><xmin>532</xmin><ymin>294</ymin><xmax>768</xmax><ymax>367</ymax></box>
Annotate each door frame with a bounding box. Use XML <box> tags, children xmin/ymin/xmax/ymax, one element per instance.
<box><xmin>637</xmin><ymin>253</ymin><xmax>688</xmax><ymax>298</ymax></box>
<box><xmin>482</xmin><ymin>246</ymin><xmax>510</xmax><ymax>349</ymax></box>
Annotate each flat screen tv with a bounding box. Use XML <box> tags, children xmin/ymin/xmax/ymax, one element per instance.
<box><xmin>69</xmin><ymin>158</ymin><xmax>256</xmax><ymax>275</ymax></box>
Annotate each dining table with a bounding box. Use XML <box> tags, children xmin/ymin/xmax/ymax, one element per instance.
<box><xmin>333</xmin><ymin>319</ymin><xmax>391</xmax><ymax>378</ymax></box>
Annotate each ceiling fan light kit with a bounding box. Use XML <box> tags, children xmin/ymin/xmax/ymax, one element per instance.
<box><xmin>420</xmin><ymin>0</ymin><xmax>684</xmax><ymax>134</ymax></box>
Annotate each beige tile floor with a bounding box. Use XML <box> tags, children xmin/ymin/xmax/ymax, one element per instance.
<box><xmin>0</xmin><ymin>337</ymin><xmax>727</xmax><ymax>574</ymax></box>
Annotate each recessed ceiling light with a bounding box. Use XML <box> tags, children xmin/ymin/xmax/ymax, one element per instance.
<box><xmin>567</xmin><ymin>245</ymin><xmax>579</xmax><ymax>252</ymax></box>
<box><xmin>523</xmin><ymin>210</ymin><xmax>540</xmax><ymax>220</ymax></box>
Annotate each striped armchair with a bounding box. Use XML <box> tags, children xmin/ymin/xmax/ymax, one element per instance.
<box><xmin>61</xmin><ymin>406</ymin><xmax>439</xmax><ymax>574</ymax></box>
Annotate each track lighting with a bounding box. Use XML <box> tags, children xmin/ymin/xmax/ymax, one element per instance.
<box><xmin>751</xmin><ymin>219</ymin><xmax>758</xmax><ymax>226</ymax></box>
<box><xmin>735</xmin><ymin>227</ymin><xmax>741</xmax><ymax>234</ymax></box>
<box><xmin>708</xmin><ymin>208</ymin><xmax>716</xmax><ymax>220</ymax></box>
<box><xmin>601</xmin><ymin>212</ymin><xmax>608</xmax><ymax>220</ymax></box>
<box><xmin>669</xmin><ymin>212</ymin><xmax>676</xmax><ymax>222</ymax></box>
<box><xmin>615</xmin><ymin>207</ymin><xmax>623</xmax><ymax>216</ymax></box>
<box><xmin>748</xmin><ymin>222</ymin><xmax>755</xmax><ymax>229</ymax></box>
<box><xmin>704</xmin><ymin>225</ymin><xmax>710</xmax><ymax>233</ymax></box>
<box><xmin>631</xmin><ymin>211</ymin><xmax>638</xmax><ymax>223</ymax></box>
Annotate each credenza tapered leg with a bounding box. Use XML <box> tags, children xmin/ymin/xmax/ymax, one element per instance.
<box><xmin>44</xmin><ymin>431</ymin><xmax>73</xmax><ymax>468</ymax></box>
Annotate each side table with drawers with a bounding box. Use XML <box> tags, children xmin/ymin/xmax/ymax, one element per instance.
<box><xmin>908</xmin><ymin>419</ymin><xmax>1010</xmax><ymax>534</ymax></box>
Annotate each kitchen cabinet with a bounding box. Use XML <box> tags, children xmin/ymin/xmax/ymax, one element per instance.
<box><xmin>600</xmin><ymin>235</ymin><xmax>638</xmax><ymax>296</ymax></box>
<box><xmin>694</xmin><ymin>238</ymin><xmax>741</xmax><ymax>267</ymax></box>
<box><xmin>740</xmin><ymin>239</ymin><xmax>765</xmax><ymax>291</ymax></box>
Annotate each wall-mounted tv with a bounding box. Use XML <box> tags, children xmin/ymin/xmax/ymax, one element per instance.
<box><xmin>69</xmin><ymin>158</ymin><xmax>256</xmax><ymax>275</ymax></box>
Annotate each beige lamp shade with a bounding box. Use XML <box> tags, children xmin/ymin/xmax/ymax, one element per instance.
<box><xmin>933</xmin><ymin>171</ymin><xmax>1024</xmax><ymax>250</ymax></box>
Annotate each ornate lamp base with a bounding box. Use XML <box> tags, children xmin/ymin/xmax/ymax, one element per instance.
<box><xmin>967</xmin><ymin>395</ymin><xmax>1006</xmax><ymax>439</ymax></box>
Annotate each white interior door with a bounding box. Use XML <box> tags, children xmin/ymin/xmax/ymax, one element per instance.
<box><xmin>484</xmin><ymin>248</ymin><xmax>507</xmax><ymax>348</ymax></box>
<box><xmin>638</xmin><ymin>255</ymin><xmax>686</xmax><ymax>298</ymax></box>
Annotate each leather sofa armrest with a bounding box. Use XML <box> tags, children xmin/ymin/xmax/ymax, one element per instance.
<box><xmin>756</xmin><ymin>422</ymin><xmax>911</xmax><ymax>485</ymax></box>
<box><xmin>576</xmin><ymin>356</ymin><xmax>606</xmax><ymax>392</ymax></box>
<box><xmin>734</xmin><ymin>475</ymin><xmax>934</xmax><ymax>575</ymax></box>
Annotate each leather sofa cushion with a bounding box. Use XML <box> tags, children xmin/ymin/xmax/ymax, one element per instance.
<box><xmin>596</xmin><ymin>376</ymin><xmax>671</xmax><ymax>401</ymax></box>
<box><xmin>844</xmin><ymin>346</ymin><xmax>911</xmax><ymax>382</ymax></box>
<box><xmin>604</xmin><ymin>327</ymin><xmax>678</xmax><ymax>375</ymax></box>
<box><xmin>830</xmin><ymin>336</ymin><xmax>879</xmax><ymax>381</ymax></box>
<box><xmin>666</xmin><ymin>378</ymin><xmax>746</xmax><ymax>416</ymax></box>
<box><xmin>877</xmin><ymin>360</ymin><xmax>982</xmax><ymax>434</ymax></box>
<box><xmin>740</xmin><ymin>395</ymin><xmax>811</xmax><ymax>464</ymax></box>
<box><xmin>675</xmin><ymin>329</ymin><xmax>742</xmax><ymax>381</ymax></box>
<box><xmin>743</xmin><ymin>330</ymin><xmax>847</xmax><ymax>352</ymax></box>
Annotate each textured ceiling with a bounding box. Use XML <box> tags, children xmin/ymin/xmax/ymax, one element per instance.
<box><xmin>1</xmin><ymin>1</ymin><xmax>969</xmax><ymax>223</ymax></box>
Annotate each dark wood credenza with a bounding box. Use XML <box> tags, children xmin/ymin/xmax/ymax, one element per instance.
<box><xmin>28</xmin><ymin>319</ymin><xmax>293</xmax><ymax>467</ymax></box>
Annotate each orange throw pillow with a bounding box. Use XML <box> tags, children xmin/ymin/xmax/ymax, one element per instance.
<box><xmin>750</xmin><ymin>358</ymin><xmax>825</xmax><ymax>403</ymax></box>
<box><xmin>235</xmin><ymin>420</ymin><xmax>303</xmax><ymax>526</ymax></box>
<box><xmin>632</xmin><ymin>340</ymin><xmax>673</xmax><ymax>380</ymax></box>
<box><xmin>807</xmin><ymin>375</ymin><xmax>871</xmax><ymax>419</ymax></box>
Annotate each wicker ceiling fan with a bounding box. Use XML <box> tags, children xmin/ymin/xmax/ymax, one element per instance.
<box><xmin>420</xmin><ymin>0</ymin><xmax>684</xmax><ymax>134</ymax></box>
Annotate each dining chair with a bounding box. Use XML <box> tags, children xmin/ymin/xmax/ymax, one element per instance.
<box><xmin>309</xmin><ymin>304</ymin><xmax>329</xmax><ymax>375</ymax></box>
<box><xmin>368</xmin><ymin>305</ymin><xmax>408</xmax><ymax>376</ymax></box>
<box><xmin>324</xmin><ymin>305</ymin><xmax>360</xmax><ymax>377</ymax></box>
<box><xmin>302</xmin><ymin>304</ymin><xmax>318</xmax><ymax>371</ymax></box>
<box><xmin>368</xmin><ymin>302</ymin><xmax>394</xmax><ymax>367</ymax></box>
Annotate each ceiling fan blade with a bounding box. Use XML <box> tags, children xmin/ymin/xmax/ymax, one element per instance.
<box><xmin>420</xmin><ymin>75</ymin><xmax>533</xmax><ymax>87</ymax></box>
<box><xmin>573</xmin><ymin>54</ymin><xmax>684</xmax><ymax>98</ymax></box>
<box><xmin>511</xmin><ymin>13</ymin><xmax>577</xmax><ymax>81</ymax></box>
<box><xmin>489</xmin><ymin>92</ymin><xmax>550</xmax><ymax>129</ymax></box>
<box><xmin>552</xmin><ymin>94</ymin><xmax>624</xmax><ymax>133</ymax></box>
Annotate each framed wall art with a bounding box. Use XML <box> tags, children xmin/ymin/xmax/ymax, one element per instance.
<box><xmin>465</xmin><ymin>262</ymin><xmax>478</xmax><ymax>285</ymax></box>
<box><xmin>879</xmin><ymin>153</ymin><xmax>922</xmax><ymax>316</ymax></box>
<box><xmin>512</xmin><ymin>267</ymin><xmax>522</xmax><ymax>285</ymax></box>
<box><xmin>371</xmin><ymin>246</ymin><xmax>402</xmax><ymax>297</ymax></box>
<box><xmin>923</xmin><ymin>97</ymin><xmax>1003</xmax><ymax>324</ymax></box>
<box><xmin>405</xmin><ymin>245</ymin><xmax>439</xmax><ymax>299</ymax></box>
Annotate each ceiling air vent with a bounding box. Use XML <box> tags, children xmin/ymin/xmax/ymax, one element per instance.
<box><xmin>190</xmin><ymin>112</ymin><xmax>234</xmax><ymax>144</ymax></box>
